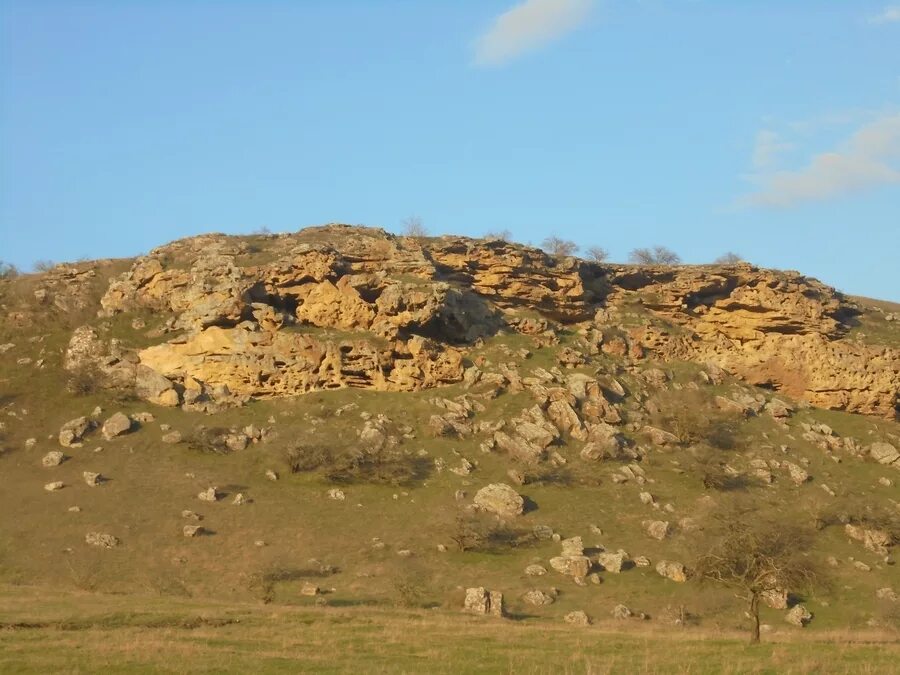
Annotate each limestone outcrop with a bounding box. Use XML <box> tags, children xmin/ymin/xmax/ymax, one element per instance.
<box><xmin>54</xmin><ymin>225</ymin><xmax>895</xmax><ymax>418</ymax></box>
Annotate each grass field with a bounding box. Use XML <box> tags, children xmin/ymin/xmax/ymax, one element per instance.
<box><xmin>1</xmin><ymin>585</ymin><xmax>898</xmax><ymax>674</ymax></box>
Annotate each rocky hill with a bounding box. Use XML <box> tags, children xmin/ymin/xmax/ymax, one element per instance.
<box><xmin>0</xmin><ymin>224</ymin><xmax>898</xmax><ymax>637</ymax></box>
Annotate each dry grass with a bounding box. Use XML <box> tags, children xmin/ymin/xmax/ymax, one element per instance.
<box><xmin>0</xmin><ymin>584</ymin><xmax>897</xmax><ymax>674</ymax></box>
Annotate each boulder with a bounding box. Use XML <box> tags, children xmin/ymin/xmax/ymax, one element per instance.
<box><xmin>564</xmin><ymin>610</ymin><xmax>591</xmax><ymax>626</ymax></box>
<box><xmin>869</xmin><ymin>442</ymin><xmax>900</xmax><ymax>466</ymax></box>
<box><xmin>785</xmin><ymin>604</ymin><xmax>813</xmax><ymax>627</ymax></box>
<box><xmin>655</xmin><ymin>560</ymin><xmax>688</xmax><ymax>582</ymax></box>
<box><xmin>59</xmin><ymin>416</ymin><xmax>92</xmax><ymax>447</ymax></box>
<box><xmin>612</xmin><ymin>604</ymin><xmax>633</xmax><ymax>620</ymax></box>
<box><xmin>643</xmin><ymin>520</ymin><xmax>670</xmax><ymax>540</ymax></box>
<box><xmin>525</xmin><ymin>564</ymin><xmax>548</xmax><ymax>576</ymax></box>
<box><xmin>42</xmin><ymin>451</ymin><xmax>65</xmax><ymax>467</ymax></box>
<box><xmin>161</xmin><ymin>431</ymin><xmax>183</xmax><ymax>444</ymax></box>
<box><xmin>83</xmin><ymin>471</ymin><xmax>102</xmax><ymax>487</ymax></box>
<box><xmin>183</xmin><ymin>525</ymin><xmax>204</xmax><ymax>538</ymax></box>
<box><xmin>85</xmin><ymin>532</ymin><xmax>119</xmax><ymax>548</ymax></box>
<box><xmin>473</xmin><ymin>483</ymin><xmax>524</xmax><ymax>518</ymax></box>
<box><xmin>44</xmin><ymin>481</ymin><xmax>64</xmax><ymax>491</ymax></box>
<box><xmin>197</xmin><ymin>487</ymin><xmax>219</xmax><ymax>502</ymax></box>
<box><xmin>101</xmin><ymin>412</ymin><xmax>133</xmax><ymax>440</ymax></box>
<box><xmin>134</xmin><ymin>365</ymin><xmax>180</xmax><ymax>407</ymax></box>
<box><xmin>596</xmin><ymin>551</ymin><xmax>629</xmax><ymax>573</ymax></box>
<box><xmin>463</xmin><ymin>587</ymin><xmax>504</xmax><ymax>617</ymax></box>
<box><xmin>522</xmin><ymin>589</ymin><xmax>555</xmax><ymax>606</ymax></box>
<box><xmin>845</xmin><ymin>524</ymin><xmax>892</xmax><ymax>555</ymax></box>
<box><xmin>549</xmin><ymin>556</ymin><xmax>591</xmax><ymax>579</ymax></box>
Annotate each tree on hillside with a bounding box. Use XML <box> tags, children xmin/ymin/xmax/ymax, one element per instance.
<box><xmin>694</xmin><ymin>503</ymin><xmax>823</xmax><ymax>644</ymax></box>
<box><xmin>629</xmin><ymin>246</ymin><xmax>681</xmax><ymax>265</ymax></box>
<box><xmin>715</xmin><ymin>252</ymin><xmax>743</xmax><ymax>264</ymax></box>
<box><xmin>542</xmin><ymin>236</ymin><xmax>578</xmax><ymax>257</ymax></box>
<box><xmin>585</xmin><ymin>246</ymin><xmax>609</xmax><ymax>263</ymax></box>
<box><xmin>402</xmin><ymin>216</ymin><xmax>428</xmax><ymax>238</ymax></box>
<box><xmin>32</xmin><ymin>260</ymin><xmax>56</xmax><ymax>273</ymax></box>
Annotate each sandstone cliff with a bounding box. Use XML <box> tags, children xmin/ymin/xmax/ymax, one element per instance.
<box><xmin>53</xmin><ymin>225</ymin><xmax>896</xmax><ymax>419</ymax></box>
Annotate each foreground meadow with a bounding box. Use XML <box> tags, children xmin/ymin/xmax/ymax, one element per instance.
<box><xmin>0</xmin><ymin>585</ymin><xmax>897</xmax><ymax>674</ymax></box>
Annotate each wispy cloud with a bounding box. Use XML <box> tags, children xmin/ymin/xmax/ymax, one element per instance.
<box><xmin>740</xmin><ymin>113</ymin><xmax>900</xmax><ymax>208</ymax></box>
<box><xmin>473</xmin><ymin>0</ymin><xmax>594</xmax><ymax>67</ymax></box>
<box><xmin>869</xmin><ymin>5</ymin><xmax>900</xmax><ymax>23</ymax></box>
<box><xmin>751</xmin><ymin>130</ymin><xmax>792</xmax><ymax>170</ymax></box>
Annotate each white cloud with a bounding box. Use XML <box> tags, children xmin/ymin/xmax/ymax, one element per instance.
<box><xmin>869</xmin><ymin>5</ymin><xmax>900</xmax><ymax>23</ymax></box>
<box><xmin>752</xmin><ymin>130</ymin><xmax>792</xmax><ymax>169</ymax></box>
<box><xmin>473</xmin><ymin>0</ymin><xmax>594</xmax><ymax>67</ymax></box>
<box><xmin>740</xmin><ymin>113</ymin><xmax>900</xmax><ymax>208</ymax></box>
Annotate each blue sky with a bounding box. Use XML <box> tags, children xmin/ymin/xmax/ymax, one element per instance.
<box><xmin>1</xmin><ymin>0</ymin><xmax>898</xmax><ymax>299</ymax></box>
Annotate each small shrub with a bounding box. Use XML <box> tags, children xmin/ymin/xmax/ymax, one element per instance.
<box><xmin>541</xmin><ymin>236</ymin><xmax>578</xmax><ymax>257</ymax></box>
<box><xmin>629</xmin><ymin>246</ymin><xmax>681</xmax><ymax>265</ymax></box>
<box><xmin>285</xmin><ymin>443</ymin><xmax>334</xmax><ymax>473</ymax></box>
<box><xmin>402</xmin><ymin>216</ymin><xmax>428</xmax><ymax>238</ymax></box>
<box><xmin>66</xmin><ymin>364</ymin><xmax>105</xmax><ymax>397</ymax></box>
<box><xmin>32</xmin><ymin>260</ymin><xmax>56</xmax><ymax>273</ymax></box>
<box><xmin>325</xmin><ymin>447</ymin><xmax>430</xmax><ymax>486</ymax></box>
<box><xmin>484</xmin><ymin>229</ymin><xmax>512</xmax><ymax>242</ymax></box>
<box><xmin>586</xmin><ymin>246</ymin><xmax>609</xmax><ymax>262</ymax></box>
<box><xmin>186</xmin><ymin>426</ymin><xmax>233</xmax><ymax>455</ymax></box>
<box><xmin>450</xmin><ymin>511</ymin><xmax>534</xmax><ymax>553</ymax></box>
<box><xmin>715</xmin><ymin>252</ymin><xmax>742</xmax><ymax>264</ymax></box>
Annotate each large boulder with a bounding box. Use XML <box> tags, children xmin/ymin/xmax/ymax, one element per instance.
<box><xmin>101</xmin><ymin>412</ymin><xmax>133</xmax><ymax>440</ymax></box>
<box><xmin>473</xmin><ymin>483</ymin><xmax>524</xmax><ymax>518</ymax></box>
<box><xmin>463</xmin><ymin>587</ymin><xmax>504</xmax><ymax>617</ymax></box>
<box><xmin>656</xmin><ymin>560</ymin><xmax>688</xmax><ymax>582</ymax></box>
<box><xmin>59</xmin><ymin>416</ymin><xmax>92</xmax><ymax>447</ymax></box>
<box><xmin>869</xmin><ymin>442</ymin><xmax>900</xmax><ymax>466</ymax></box>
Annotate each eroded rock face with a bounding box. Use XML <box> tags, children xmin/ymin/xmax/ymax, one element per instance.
<box><xmin>73</xmin><ymin>225</ymin><xmax>898</xmax><ymax>418</ymax></box>
<box><xmin>607</xmin><ymin>264</ymin><xmax>898</xmax><ymax>419</ymax></box>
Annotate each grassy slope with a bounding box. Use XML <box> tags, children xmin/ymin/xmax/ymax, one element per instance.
<box><xmin>1</xmin><ymin>258</ymin><xmax>899</xmax><ymax>670</ymax></box>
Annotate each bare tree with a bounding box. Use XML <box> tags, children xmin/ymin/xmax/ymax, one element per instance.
<box><xmin>715</xmin><ymin>252</ymin><xmax>743</xmax><ymax>264</ymax></box>
<box><xmin>585</xmin><ymin>246</ymin><xmax>609</xmax><ymax>263</ymax></box>
<box><xmin>402</xmin><ymin>216</ymin><xmax>428</xmax><ymax>238</ymax></box>
<box><xmin>32</xmin><ymin>260</ymin><xmax>56</xmax><ymax>273</ymax></box>
<box><xmin>629</xmin><ymin>246</ymin><xmax>681</xmax><ymax>265</ymax></box>
<box><xmin>483</xmin><ymin>229</ymin><xmax>512</xmax><ymax>242</ymax></box>
<box><xmin>694</xmin><ymin>503</ymin><xmax>823</xmax><ymax>643</ymax></box>
<box><xmin>541</xmin><ymin>236</ymin><xmax>579</xmax><ymax>257</ymax></box>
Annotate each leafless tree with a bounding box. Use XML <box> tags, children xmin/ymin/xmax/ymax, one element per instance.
<box><xmin>585</xmin><ymin>246</ymin><xmax>609</xmax><ymax>263</ymax></box>
<box><xmin>402</xmin><ymin>216</ymin><xmax>428</xmax><ymax>238</ymax></box>
<box><xmin>541</xmin><ymin>236</ymin><xmax>579</xmax><ymax>257</ymax></box>
<box><xmin>629</xmin><ymin>246</ymin><xmax>681</xmax><ymax>265</ymax></box>
<box><xmin>32</xmin><ymin>260</ymin><xmax>56</xmax><ymax>273</ymax></box>
<box><xmin>694</xmin><ymin>503</ymin><xmax>823</xmax><ymax>643</ymax></box>
<box><xmin>715</xmin><ymin>252</ymin><xmax>743</xmax><ymax>264</ymax></box>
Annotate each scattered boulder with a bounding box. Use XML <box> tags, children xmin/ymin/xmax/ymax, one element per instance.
<box><xmin>522</xmin><ymin>589</ymin><xmax>555</xmax><ymax>606</ymax></box>
<box><xmin>845</xmin><ymin>524</ymin><xmax>892</xmax><ymax>555</ymax></box>
<box><xmin>42</xmin><ymin>451</ymin><xmax>65</xmax><ymax>467</ymax></box>
<box><xmin>161</xmin><ymin>431</ymin><xmax>183</xmax><ymax>444</ymax></box>
<box><xmin>525</xmin><ymin>564</ymin><xmax>548</xmax><ymax>576</ymax></box>
<box><xmin>784</xmin><ymin>461</ymin><xmax>810</xmax><ymax>486</ymax></box>
<box><xmin>183</xmin><ymin>525</ymin><xmax>204</xmax><ymax>538</ymax></box>
<box><xmin>197</xmin><ymin>487</ymin><xmax>219</xmax><ymax>502</ymax></box>
<box><xmin>265</xmin><ymin>469</ymin><xmax>278</xmax><ymax>481</ymax></box>
<box><xmin>85</xmin><ymin>532</ymin><xmax>119</xmax><ymax>548</ymax></box>
<box><xmin>596</xmin><ymin>551</ymin><xmax>629</xmax><ymax>573</ymax></box>
<box><xmin>655</xmin><ymin>560</ymin><xmax>688</xmax><ymax>582</ymax></box>
<box><xmin>560</xmin><ymin>536</ymin><xmax>584</xmax><ymax>556</ymax></box>
<box><xmin>473</xmin><ymin>483</ymin><xmax>524</xmax><ymax>518</ymax></box>
<box><xmin>564</xmin><ymin>610</ymin><xmax>591</xmax><ymax>626</ymax></box>
<box><xmin>327</xmin><ymin>488</ymin><xmax>346</xmax><ymax>501</ymax></box>
<box><xmin>876</xmin><ymin>587</ymin><xmax>899</xmax><ymax>602</ymax></box>
<box><xmin>181</xmin><ymin>510</ymin><xmax>202</xmax><ymax>521</ymax></box>
<box><xmin>785</xmin><ymin>604</ymin><xmax>813</xmax><ymax>627</ymax></box>
<box><xmin>101</xmin><ymin>412</ymin><xmax>133</xmax><ymax>440</ymax></box>
<box><xmin>301</xmin><ymin>582</ymin><xmax>320</xmax><ymax>596</ymax></box>
<box><xmin>232</xmin><ymin>493</ymin><xmax>248</xmax><ymax>505</ymax></box>
<box><xmin>44</xmin><ymin>481</ymin><xmax>64</xmax><ymax>491</ymax></box>
<box><xmin>643</xmin><ymin>520</ymin><xmax>670</xmax><ymax>540</ymax></box>
<box><xmin>869</xmin><ymin>442</ymin><xmax>899</xmax><ymax>466</ymax></box>
<box><xmin>549</xmin><ymin>556</ymin><xmax>591</xmax><ymax>579</ymax></box>
<box><xmin>59</xmin><ymin>416</ymin><xmax>92</xmax><ymax>447</ymax></box>
<box><xmin>612</xmin><ymin>604</ymin><xmax>633</xmax><ymax>620</ymax></box>
<box><xmin>83</xmin><ymin>471</ymin><xmax>103</xmax><ymax>487</ymax></box>
<box><xmin>464</xmin><ymin>587</ymin><xmax>504</xmax><ymax>617</ymax></box>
